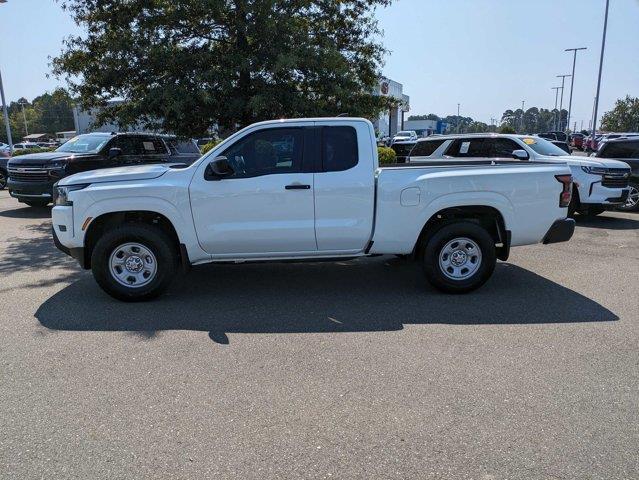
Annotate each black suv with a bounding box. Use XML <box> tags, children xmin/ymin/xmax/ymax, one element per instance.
<box><xmin>595</xmin><ymin>136</ymin><xmax>639</xmax><ymax>211</ymax></box>
<box><xmin>7</xmin><ymin>132</ymin><xmax>200</xmax><ymax>207</ymax></box>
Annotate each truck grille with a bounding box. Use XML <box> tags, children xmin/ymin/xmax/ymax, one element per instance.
<box><xmin>602</xmin><ymin>169</ymin><xmax>630</xmax><ymax>188</ymax></box>
<box><xmin>8</xmin><ymin>168</ymin><xmax>50</xmax><ymax>182</ymax></box>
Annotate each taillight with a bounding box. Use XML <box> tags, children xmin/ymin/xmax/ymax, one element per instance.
<box><xmin>555</xmin><ymin>174</ymin><xmax>573</xmax><ymax>208</ymax></box>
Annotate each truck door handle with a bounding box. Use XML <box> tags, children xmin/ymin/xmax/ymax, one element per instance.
<box><xmin>285</xmin><ymin>184</ymin><xmax>311</xmax><ymax>190</ymax></box>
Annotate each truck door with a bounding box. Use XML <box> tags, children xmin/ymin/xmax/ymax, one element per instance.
<box><xmin>189</xmin><ymin>126</ymin><xmax>317</xmax><ymax>256</ymax></box>
<box><xmin>313</xmin><ymin>123</ymin><xmax>376</xmax><ymax>252</ymax></box>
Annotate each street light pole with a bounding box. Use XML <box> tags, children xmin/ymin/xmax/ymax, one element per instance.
<box><xmin>552</xmin><ymin>86</ymin><xmax>561</xmax><ymax>131</ymax></box>
<box><xmin>0</xmin><ymin>1</ymin><xmax>12</xmax><ymax>153</ymax></box>
<box><xmin>457</xmin><ymin>103</ymin><xmax>460</xmax><ymax>133</ymax></box>
<box><xmin>591</xmin><ymin>0</ymin><xmax>610</xmax><ymax>147</ymax></box>
<box><xmin>565</xmin><ymin>47</ymin><xmax>587</xmax><ymax>135</ymax></box>
<box><xmin>556</xmin><ymin>74</ymin><xmax>571</xmax><ymax>131</ymax></box>
<box><xmin>0</xmin><ymin>68</ymin><xmax>12</xmax><ymax>152</ymax></box>
<box><xmin>19</xmin><ymin>101</ymin><xmax>28</xmax><ymax>137</ymax></box>
<box><xmin>520</xmin><ymin>100</ymin><xmax>525</xmax><ymax>133</ymax></box>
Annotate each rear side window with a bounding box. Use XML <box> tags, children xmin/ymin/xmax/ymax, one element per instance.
<box><xmin>410</xmin><ymin>139</ymin><xmax>445</xmax><ymax>157</ymax></box>
<box><xmin>445</xmin><ymin>139</ymin><xmax>486</xmax><ymax>157</ymax></box>
<box><xmin>600</xmin><ymin>141</ymin><xmax>639</xmax><ymax>159</ymax></box>
<box><xmin>322</xmin><ymin>126</ymin><xmax>358</xmax><ymax>172</ymax></box>
<box><xmin>140</xmin><ymin>137</ymin><xmax>166</xmax><ymax>154</ymax></box>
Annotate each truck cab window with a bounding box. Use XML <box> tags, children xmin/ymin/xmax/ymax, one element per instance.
<box><xmin>322</xmin><ymin>126</ymin><xmax>358</xmax><ymax>171</ymax></box>
<box><xmin>222</xmin><ymin>128</ymin><xmax>304</xmax><ymax>178</ymax></box>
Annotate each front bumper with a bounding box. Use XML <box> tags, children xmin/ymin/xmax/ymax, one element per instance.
<box><xmin>543</xmin><ymin>218</ymin><xmax>575</xmax><ymax>245</ymax></box>
<box><xmin>7</xmin><ymin>179</ymin><xmax>55</xmax><ymax>202</ymax></box>
<box><xmin>52</xmin><ymin>225</ymin><xmax>86</xmax><ymax>268</ymax></box>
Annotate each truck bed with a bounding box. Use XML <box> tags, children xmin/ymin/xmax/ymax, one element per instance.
<box><xmin>370</xmin><ymin>160</ymin><xmax>571</xmax><ymax>254</ymax></box>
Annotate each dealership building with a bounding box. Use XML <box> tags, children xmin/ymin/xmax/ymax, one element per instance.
<box><xmin>373</xmin><ymin>77</ymin><xmax>410</xmax><ymax>139</ymax></box>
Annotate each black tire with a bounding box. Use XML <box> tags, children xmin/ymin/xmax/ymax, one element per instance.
<box><xmin>567</xmin><ymin>187</ymin><xmax>580</xmax><ymax>218</ymax></box>
<box><xmin>421</xmin><ymin>221</ymin><xmax>496</xmax><ymax>294</ymax></box>
<box><xmin>91</xmin><ymin>223</ymin><xmax>178</xmax><ymax>301</ymax></box>
<box><xmin>618</xmin><ymin>181</ymin><xmax>639</xmax><ymax>212</ymax></box>
<box><xmin>23</xmin><ymin>200</ymin><xmax>50</xmax><ymax>207</ymax></box>
<box><xmin>0</xmin><ymin>169</ymin><xmax>6</xmax><ymax>190</ymax></box>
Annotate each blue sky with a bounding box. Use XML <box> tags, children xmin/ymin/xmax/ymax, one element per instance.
<box><xmin>1</xmin><ymin>0</ymin><xmax>638</xmax><ymax>128</ymax></box>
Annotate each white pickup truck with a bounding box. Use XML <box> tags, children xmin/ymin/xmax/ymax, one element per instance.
<box><xmin>52</xmin><ymin>118</ymin><xmax>575</xmax><ymax>301</ymax></box>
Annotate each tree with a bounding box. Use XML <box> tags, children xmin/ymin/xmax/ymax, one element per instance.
<box><xmin>499</xmin><ymin>124</ymin><xmax>516</xmax><ymax>134</ymax></box>
<box><xmin>53</xmin><ymin>0</ymin><xmax>394</xmax><ymax>137</ymax></box>
<box><xmin>500</xmin><ymin>106</ymin><xmax>566</xmax><ymax>133</ymax></box>
<box><xmin>0</xmin><ymin>88</ymin><xmax>75</xmax><ymax>143</ymax></box>
<box><xmin>600</xmin><ymin>96</ymin><xmax>639</xmax><ymax>132</ymax></box>
<box><xmin>408</xmin><ymin>114</ymin><xmax>440</xmax><ymax>121</ymax></box>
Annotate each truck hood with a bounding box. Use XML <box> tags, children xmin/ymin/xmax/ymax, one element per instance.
<box><xmin>538</xmin><ymin>154</ymin><xmax>630</xmax><ymax>169</ymax></box>
<box><xmin>59</xmin><ymin>164</ymin><xmax>170</xmax><ymax>186</ymax></box>
<box><xmin>9</xmin><ymin>151</ymin><xmax>95</xmax><ymax>166</ymax></box>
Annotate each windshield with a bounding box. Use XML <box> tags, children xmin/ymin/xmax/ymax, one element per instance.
<box><xmin>396</xmin><ymin>131</ymin><xmax>413</xmax><ymax>136</ymax></box>
<box><xmin>524</xmin><ymin>137</ymin><xmax>569</xmax><ymax>156</ymax></box>
<box><xmin>56</xmin><ymin>134</ymin><xmax>110</xmax><ymax>153</ymax></box>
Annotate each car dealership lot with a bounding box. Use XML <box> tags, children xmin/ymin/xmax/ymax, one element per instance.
<box><xmin>0</xmin><ymin>189</ymin><xmax>638</xmax><ymax>479</ymax></box>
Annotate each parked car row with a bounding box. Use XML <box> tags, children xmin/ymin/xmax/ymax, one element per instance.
<box><xmin>400</xmin><ymin>133</ymin><xmax>633</xmax><ymax>214</ymax></box>
<box><xmin>3</xmin><ymin>132</ymin><xmax>201</xmax><ymax>204</ymax></box>
<box><xmin>594</xmin><ymin>136</ymin><xmax>639</xmax><ymax>211</ymax></box>
<box><xmin>583</xmin><ymin>132</ymin><xmax>639</xmax><ymax>153</ymax></box>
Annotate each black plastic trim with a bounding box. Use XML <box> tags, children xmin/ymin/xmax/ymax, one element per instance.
<box><xmin>52</xmin><ymin>226</ymin><xmax>86</xmax><ymax>268</ymax></box>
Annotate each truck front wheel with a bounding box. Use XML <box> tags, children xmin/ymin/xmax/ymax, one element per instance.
<box><xmin>91</xmin><ymin>223</ymin><xmax>178</xmax><ymax>302</ymax></box>
<box><xmin>421</xmin><ymin>221</ymin><xmax>496</xmax><ymax>294</ymax></box>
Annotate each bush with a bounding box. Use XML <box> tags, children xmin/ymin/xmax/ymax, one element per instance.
<box><xmin>499</xmin><ymin>125</ymin><xmax>516</xmax><ymax>134</ymax></box>
<box><xmin>377</xmin><ymin>146</ymin><xmax>396</xmax><ymax>165</ymax></box>
<box><xmin>11</xmin><ymin>147</ymin><xmax>56</xmax><ymax>157</ymax></box>
<box><xmin>200</xmin><ymin>140</ymin><xmax>221</xmax><ymax>154</ymax></box>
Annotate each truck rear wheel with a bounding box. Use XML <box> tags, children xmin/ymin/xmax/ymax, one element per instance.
<box><xmin>91</xmin><ymin>223</ymin><xmax>178</xmax><ymax>302</ymax></box>
<box><xmin>421</xmin><ymin>221</ymin><xmax>496</xmax><ymax>294</ymax></box>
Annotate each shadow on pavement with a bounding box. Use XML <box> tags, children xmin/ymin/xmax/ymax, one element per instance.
<box><xmin>0</xmin><ymin>205</ymin><xmax>51</xmax><ymax>219</ymax></box>
<box><xmin>0</xmin><ymin>221</ymin><xmax>75</xmax><ymax>277</ymax></box>
<box><xmin>36</xmin><ymin>258</ymin><xmax>618</xmax><ymax>344</ymax></box>
<box><xmin>575</xmin><ymin>213</ymin><xmax>639</xmax><ymax>230</ymax></box>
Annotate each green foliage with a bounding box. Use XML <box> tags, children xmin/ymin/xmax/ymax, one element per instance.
<box><xmin>499</xmin><ymin>124</ymin><xmax>516</xmax><ymax>134</ymax></box>
<box><xmin>466</xmin><ymin>121</ymin><xmax>491</xmax><ymax>133</ymax></box>
<box><xmin>200</xmin><ymin>140</ymin><xmax>222</xmax><ymax>155</ymax></box>
<box><xmin>0</xmin><ymin>88</ymin><xmax>75</xmax><ymax>144</ymax></box>
<box><xmin>11</xmin><ymin>148</ymin><xmax>56</xmax><ymax>157</ymax></box>
<box><xmin>600</xmin><ymin>96</ymin><xmax>639</xmax><ymax>132</ymax></box>
<box><xmin>500</xmin><ymin>106</ymin><xmax>566</xmax><ymax>134</ymax></box>
<box><xmin>408</xmin><ymin>114</ymin><xmax>440</xmax><ymax>121</ymax></box>
<box><xmin>53</xmin><ymin>0</ymin><xmax>395</xmax><ymax>137</ymax></box>
<box><xmin>377</xmin><ymin>146</ymin><xmax>396</xmax><ymax>165</ymax></box>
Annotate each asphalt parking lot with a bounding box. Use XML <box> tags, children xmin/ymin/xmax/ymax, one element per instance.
<box><xmin>0</xmin><ymin>188</ymin><xmax>637</xmax><ymax>479</ymax></box>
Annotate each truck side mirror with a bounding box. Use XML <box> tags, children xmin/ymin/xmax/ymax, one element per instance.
<box><xmin>512</xmin><ymin>149</ymin><xmax>529</xmax><ymax>160</ymax></box>
<box><xmin>108</xmin><ymin>147</ymin><xmax>122</xmax><ymax>159</ymax></box>
<box><xmin>206</xmin><ymin>156</ymin><xmax>234</xmax><ymax>180</ymax></box>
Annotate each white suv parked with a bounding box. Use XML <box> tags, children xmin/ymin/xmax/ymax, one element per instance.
<box><xmin>408</xmin><ymin>134</ymin><xmax>631</xmax><ymax>217</ymax></box>
<box><xmin>391</xmin><ymin>130</ymin><xmax>418</xmax><ymax>144</ymax></box>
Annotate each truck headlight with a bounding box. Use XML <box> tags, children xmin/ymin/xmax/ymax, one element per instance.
<box><xmin>53</xmin><ymin>184</ymin><xmax>89</xmax><ymax>206</ymax></box>
<box><xmin>581</xmin><ymin>166</ymin><xmax>607</xmax><ymax>175</ymax></box>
